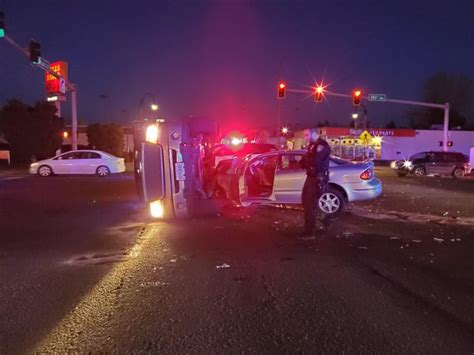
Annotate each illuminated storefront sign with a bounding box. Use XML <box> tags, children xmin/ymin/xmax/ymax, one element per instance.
<box><xmin>45</xmin><ymin>61</ymin><xmax>68</xmax><ymax>94</ymax></box>
<box><xmin>319</xmin><ymin>127</ymin><xmax>416</xmax><ymax>138</ymax></box>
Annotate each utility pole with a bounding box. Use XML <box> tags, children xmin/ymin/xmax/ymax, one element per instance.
<box><xmin>71</xmin><ymin>87</ymin><xmax>78</xmax><ymax>150</ymax></box>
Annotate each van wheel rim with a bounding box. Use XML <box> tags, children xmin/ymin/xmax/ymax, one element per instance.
<box><xmin>319</xmin><ymin>193</ymin><xmax>340</xmax><ymax>214</ymax></box>
<box><xmin>454</xmin><ymin>169</ymin><xmax>464</xmax><ymax>178</ymax></box>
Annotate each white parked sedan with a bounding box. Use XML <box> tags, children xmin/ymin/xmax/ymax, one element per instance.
<box><xmin>29</xmin><ymin>150</ymin><xmax>126</xmax><ymax>177</ymax></box>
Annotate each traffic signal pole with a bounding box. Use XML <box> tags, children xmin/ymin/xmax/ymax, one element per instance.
<box><xmin>2</xmin><ymin>34</ymin><xmax>79</xmax><ymax>150</ymax></box>
<box><xmin>288</xmin><ymin>88</ymin><xmax>451</xmax><ymax>152</ymax></box>
<box><xmin>71</xmin><ymin>87</ymin><xmax>78</xmax><ymax>150</ymax></box>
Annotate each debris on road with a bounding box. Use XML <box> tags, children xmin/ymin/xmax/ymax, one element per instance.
<box><xmin>390</xmin><ymin>236</ymin><xmax>400</xmax><ymax>240</ymax></box>
<box><xmin>358</xmin><ymin>246</ymin><xmax>368</xmax><ymax>250</ymax></box>
<box><xmin>140</xmin><ymin>281</ymin><xmax>168</xmax><ymax>288</ymax></box>
<box><xmin>433</xmin><ymin>238</ymin><xmax>445</xmax><ymax>243</ymax></box>
<box><xmin>412</xmin><ymin>240</ymin><xmax>422</xmax><ymax>243</ymax></box>
<box><xmin>216</xmin><ymin>263</ymin><xmax>231</xmax><ymax>269</ymax></box>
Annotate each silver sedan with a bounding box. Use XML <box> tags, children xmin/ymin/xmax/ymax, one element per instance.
<box><xmin>229</xmin><ymin>150</ymin><xmax>382</xmax><ymax>216</ymax></box>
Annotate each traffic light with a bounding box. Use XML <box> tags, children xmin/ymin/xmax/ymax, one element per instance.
<box><xmin>0</xmin><ymin>11</ymin><xmax>5</xmax><ymax>38</ymax></box>
<box><xmin>352</xmin><ymin>89</ymin><xmax>362</xmax><ymax>106</ymax></box>
<box><xmin>315</xmin><ymin>85</ymin><xmax>324</xmax><ymax>102</ymax></box>
<box><xmin>277</xmin><ymin>81</ymin><xmax>286</xmax><ymax>99</ymax></box>
<box><xmin>29</xmin><ymin>40</ymin><xmax>41</xmax><ymax>64</ymax></box>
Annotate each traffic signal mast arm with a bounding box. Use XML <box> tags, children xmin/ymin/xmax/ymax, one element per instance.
<box><xmin>284</xmin><ymin>85</ymin><xmax>450</xmax><ymax>152</ymax></box>
<box><xmin>324</xmin><ymin>90</ymin><xmax>449</xmax><ymax>151</ymax></box>
<box><xmin>3</xmin><ymin>34</ymin><xmax>75</xmax><ymax>91</ymax></box>
<box><xmin>2</xmin><ymin>33</ymin><xmax>78</xmax><ymax>150</ymax></box>
<box><xmin>324</xmin><ymin>90</ymin><xmax>446</xmax><ymax>109</ymax></box>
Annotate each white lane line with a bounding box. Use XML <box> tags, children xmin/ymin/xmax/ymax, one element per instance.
<box><xmin>0</xmin><ymin>176</ymin><xmax>27</xmax><ymax>181</ymax></box>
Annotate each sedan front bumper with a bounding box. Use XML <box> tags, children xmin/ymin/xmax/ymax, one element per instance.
<box><xmin>29</xmin><ymin>165</ymin><xmax>38</xmax><ymax>175</ymax></box>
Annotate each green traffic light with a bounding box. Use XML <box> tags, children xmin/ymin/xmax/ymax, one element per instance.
<box><xmin>0</xmin><ymin>11</ymin><xmax>4</xmax><ymax>38</ymax></box>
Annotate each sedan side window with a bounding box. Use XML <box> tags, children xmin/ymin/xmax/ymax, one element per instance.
<box><xmin>77</xmin><ymin>152</ymin><xmax>89</xmax><ymax>159</ymax></box>
<box><xmin>279</xmin><ymin>154</ymin><xmax>303</xmax><ymax>171</ymax></box>
<box><xmin>59</xmin><ymin>152</ymin><xmax>78</xmax><ymax>160</ymax></box>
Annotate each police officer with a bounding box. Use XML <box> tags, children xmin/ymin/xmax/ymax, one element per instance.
<box><xmin>299</xmin><ymin>128</ymin><xmax>331</xmax><ymax>240</ymax></box>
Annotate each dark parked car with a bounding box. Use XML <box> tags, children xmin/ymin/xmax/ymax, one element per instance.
<box><xmin>390</xmin><ymin>151</ymin><xmax>470</xmax><ymax>178</ymax></box>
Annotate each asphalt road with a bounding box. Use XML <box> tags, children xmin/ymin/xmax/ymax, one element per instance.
<box><xmin>1</xmin><ymin>169</ymin><xmax>474</xmax><ymax>353</ymax></box>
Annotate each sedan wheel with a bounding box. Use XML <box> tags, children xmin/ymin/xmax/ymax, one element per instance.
<box><xmin>38</xmin><ymin>165</ymin><xmax>53</xmax><ymax>177</ymax></box>
<box><xmin>318</xmin><ymin>188</ymin><xmax>345</xmax><ymax>217</ymax></box>
<box><xmin>96</xmin><ymin>165</ymin><xmax>110</xmax><ymax>177</ymax></box>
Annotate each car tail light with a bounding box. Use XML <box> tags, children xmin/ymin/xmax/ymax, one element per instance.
<box><xmin>360</xmin><ymin>168</ymin><xmax>373</xmax><ymax>180</ymax></box>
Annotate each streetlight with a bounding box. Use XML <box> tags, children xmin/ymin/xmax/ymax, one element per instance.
<box><xmin>281</xmin><ymin>127</ymin><xmax>289</xmax><ymax>134</ymax></box>
<box><xmin>352</xmin><ymin>113</ymin><xmax>359</xmax><ymax>119</ymax></box>
<box><xmin>139</xmin><ymin>93</ymin><xmax>158</xmax><ymax>121</ymax></box>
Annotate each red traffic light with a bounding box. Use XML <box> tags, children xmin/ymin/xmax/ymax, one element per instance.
<box><xmin>352</xmin><ymin>89</ymin><xmax>362</xmax><ymax>106</ymax></box>
<box><xmin>315</xmin><ymin>86</ymin><xmax>324</xmax><ymax>102</ymax></box>
<box><xmin>277</xmin><ymin>81</ymin><xmax>286</xmax><ymax>99</ymax></box>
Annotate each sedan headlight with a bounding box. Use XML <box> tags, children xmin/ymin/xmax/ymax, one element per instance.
<box><xmin>30</xmin><ymin>162</ymin><xmax>39</xmax><ymax>167</ymax></box>
<box><xmin>390</xmin><ymin>161</ymin><xmax>396</xmax><ymax>169</ymax></box>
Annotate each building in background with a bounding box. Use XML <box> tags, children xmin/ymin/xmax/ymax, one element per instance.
<box><xmin>292</xmin><ymin>127</ymin><xmax>474</xmax><ymax>161</ymax></box>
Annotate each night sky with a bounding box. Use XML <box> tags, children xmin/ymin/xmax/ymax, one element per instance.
<box><xmin>1</xmin><ymin>0</ymin><xmax>473</xmax><ymax>132</ymax></box>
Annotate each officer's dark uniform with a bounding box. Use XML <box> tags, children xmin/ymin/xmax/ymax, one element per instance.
<box><xmin>301</xmin><ymin>137</ymin><xmax>331</xmax><ymax>236</ymax></box>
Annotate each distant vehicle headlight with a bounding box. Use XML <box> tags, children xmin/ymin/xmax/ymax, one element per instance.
<box><xmin>403</xmin><ymin>160</ymin><xmax>413</xmax><ymax>169</ymax></box>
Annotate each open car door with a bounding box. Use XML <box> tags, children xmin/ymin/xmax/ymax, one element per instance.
<box><xmin>272</xmin><ymin>153</ymin><xmax>306</xmax><ymax>204</ymax></box>
<box><xmin>238</xmin><ymin>154</ymin><xmax>278</xmax><ymax>207</ymax></box>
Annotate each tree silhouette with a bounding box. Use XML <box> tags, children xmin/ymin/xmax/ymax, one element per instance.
<box><xmin>0</xmin><ymin>100</ymin><xmax>63</xmax><ymax>163</ymax></box>
<box><xmin>409</xmin><ymin>73</ymin><xmax>474</xmax><ymax>129</ymax></box>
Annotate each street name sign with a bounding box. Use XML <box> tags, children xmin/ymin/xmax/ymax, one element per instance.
<box><xmin>368</xmin><ymin>94</ymin><xmax>387</xmax><ymax>102</ymax></box>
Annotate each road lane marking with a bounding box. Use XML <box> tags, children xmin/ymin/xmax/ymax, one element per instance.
<box><xmin>0</xmin><ymin>176</ymin><xmax>27</xmax><ymax>181</ymax></box>
<box><xmin>35</xmin><ymin>224</ymin><xmax>162</xmax><ymax>352</ymax></box>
